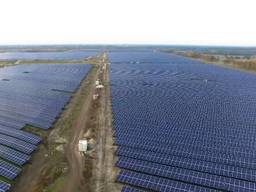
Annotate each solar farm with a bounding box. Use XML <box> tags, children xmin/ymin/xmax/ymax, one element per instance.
<box><xmin>0</xmin><ymin>63</ymin><xmax>91</xmax><ymax>191</ymax></box>
<box><xmin>0</xmin><ymin>50</ymin><xmax>98</xmax><ymax>61</ymax></box>
<box><xmin>109</xmin><ymin>51</ymin><xmax>256</xmax><ymax>191</ymax></box>
<box><xmin>0</xmin><ymin>47</ymin><xmax>256</xmax><ymax>192</ymax></box>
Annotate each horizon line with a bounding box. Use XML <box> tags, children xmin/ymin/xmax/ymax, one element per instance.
<box><xmin>0</xmin><ymin>44</ymin><xmax>256</xmax><ymax>48</ymax></box>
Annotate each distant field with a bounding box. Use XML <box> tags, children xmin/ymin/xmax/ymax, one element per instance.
<box><xmin>177</xmin><ymin>51</ymin><xmax>256</xmax><ymax>72</ymax></box>
<box><xmin>161</xmin><ymin>46</ymin><xmax>256</xmax><ymax>57</ymax></box>
<box><xmin>162</xmin><ymin>47</ymin><xmax>256</xmax><ymax>72</ymax></box>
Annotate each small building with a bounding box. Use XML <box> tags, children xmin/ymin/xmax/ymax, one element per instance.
<box><xmin>78</xmin><ymin>140</ymin><xmax>88</xmax><ymax>152</ymax></box>
<box><xmin>93</xmin><ymin>94</ymin><xmax>99</xmax><ymax>100</ymax></box>
<box><xmin>96</xmin><ymin>84</ymin><xmax>104</xmax><ymax>89</ymax></box>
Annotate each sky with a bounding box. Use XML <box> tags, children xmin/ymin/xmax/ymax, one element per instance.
<box><xmin>0</xmin><ymin>0</ymin><xmax>255</xmax><ymax>46</ymax></box>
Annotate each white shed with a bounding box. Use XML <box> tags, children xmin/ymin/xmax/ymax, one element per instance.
<box><xmin>78</xmin><ymin>140</ymin><xmax>88</xmax><ymax>152</ymax></box>
<box><xmin>96</xmin><ymin>85</ymin><xmax>104</xmax><ymax>89</ymax></box>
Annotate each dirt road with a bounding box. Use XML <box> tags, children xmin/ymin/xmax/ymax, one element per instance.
<box><xmin>11</xmin><ymin>57</ymin><xmax>101</xmax><ymax>192</ymax></box>
<box><xmin>92</xmin><ymin>53</ymin><xmax>122</xmax><ymax>192</ymax></box>
<box><xmin>11</xmin><ymin>54</ymin><xmax>121</xmax><ymax>192</ymax></box>
<box><xmin>62</xmin><ymin>65</ymin><xmax>100</xmax><ymax>192</ymax></box>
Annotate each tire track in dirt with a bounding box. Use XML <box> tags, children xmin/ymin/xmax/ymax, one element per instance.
<box><xmin>62</xmin><ymin>65</ymin><xmax>100</xmax><ymax>192</ymax></box>
<box><xmin>93</xmin><ymin>53</ymin><xmax>122</xmax><ymax>192</ymax></box>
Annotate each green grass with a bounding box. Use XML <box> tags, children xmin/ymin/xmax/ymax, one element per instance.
<box><xmin>22</xmin><ymin>124</ymin><xmax>48</xmax><ymax>138</ymax></box>
<box><xmin>0</xmin><ymin>175</ymin><xmax>12</xmax><ymax>184</ymax></box>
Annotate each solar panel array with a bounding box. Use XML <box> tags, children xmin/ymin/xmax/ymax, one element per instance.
<box><xmin>0</xmin><ymin>50</ymin><xmax>98</xmax><ymax>60</ymax></box>
<box><xmin>109</xmin><ymin>51</ymin><xmax>256</xmax><ymax>191</ymax></box>
<box><xmin>0</xmin><ymin>63</ymin><xmax>91</xmax><ymax>191</ymax></box>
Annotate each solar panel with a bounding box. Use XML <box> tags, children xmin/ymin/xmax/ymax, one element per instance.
<box><xmin>117</xmin><ymin>170</ymin><xmax>213</xmax><ymax>192</ymax></box>
<box><xmin>116</xmin><ymin>146</ymin><xmax>256</xmax><ymax>182</ymax></box>
<box><xmin>0</xmin><ymin>63</ymin><xmax>92</xmax><ymax>189</ymax></box>
<box><xmin>0</xmin><ymin>145</ymin><xmax>30</xmax><ymax>165</ymax></box>
<box><xmin>121</xmin><ymin>186</ymin><xmax>147</xmax><ymax>192</ymax></box>
<box><xmin>0</xmin><ymin>134</ymin><xmax>36</xmax><ymax>154</ymax></box>
<box><xmin>0</xmin><ymin>64</ymin><xmax>92</xmax><ymax>129</ymax></box>
<box><xmin>0</xmin><ymin>159</ymin><xmax>21</xmax><ymax>180</ymax></box>
<box><xmin>0</xmin><ymin>180</ymin><xmax>11</xmax><ymax>192</ymax></box>
<box><xmin>110</xmin><ymin>50</ymin><xmax>256</xmax><ymax>191</ymax></box>
<box><xmin>0</xmin><ymin>125</ymin><xmax>41</xmax><ymax>144</ymax></box>
<box><xmin>0</xmin><ymin>50</ymin><xmax>98</xmax><ymax>60</ymax></box>
<box><xmin>117</xmin><ymin>156</ymin><xmax>256</xmax><ymax>191</ymax></box>
<box><xmin>115</xmin><ymin>138</ymin><xmax>256</xmax><ymax>169</ymax></box>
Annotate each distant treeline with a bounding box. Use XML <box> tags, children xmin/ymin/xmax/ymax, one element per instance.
<box><xmin>177</xmin><ymin>51</ymin><xmax>256</xmax><ymax>72</ymax></box>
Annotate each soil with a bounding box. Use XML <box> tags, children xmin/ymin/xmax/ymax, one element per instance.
<box><xmin>61</xmin><ymin>61</ymin><xmax>100</xmax><ymax>192</ymax></box>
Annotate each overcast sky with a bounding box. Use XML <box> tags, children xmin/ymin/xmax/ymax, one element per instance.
<box><xmin>0</xmin><ymin>0</ymin><xmax>255</xmax><ymax>46</ymax></box>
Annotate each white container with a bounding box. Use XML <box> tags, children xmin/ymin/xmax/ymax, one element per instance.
<box><xmin>93</xmin><ymin>94</ymin><xmax>99</xmax><ymax>100</ymax></box>
<box><xmin>96</xmin><ymin>85</ymin><xmax>104</xmax><ymax>89</ymax></box>
<box><xmin>78</xmin><ymin>140</ymin><xmax>88</xmax><ymax>152</ymax></box>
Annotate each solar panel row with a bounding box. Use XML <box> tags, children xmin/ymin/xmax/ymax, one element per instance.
<box><xmin>0</xmin><ymin>125</ymin><xmax>41</xmax><ymax>145</ymax></box>
<box><xmin>0</xmin><ymin>63</ymin><xmax>92</xmax><ymax>191</ymax></box>
<box><xmin>0</xmin><ymin>159</ymin><xmax>21</xmax><ymax>180</ymax></box>
<box><xmin>117</xmin><ymin>157</ymin><xmax>256</xmax><ymax>191</ymax></box>
<box><xmin>116</xmin><ymin>146</ymin><xmax>256</xmax><ymax>182</ymax></box>
<box><xmin>109</xmin><ymin>51</ymin><xmax>256</xmax><ymax>191</ymax></box>
<box><xmin>114</xmin><ymin>136</ymin><xmax>256</xmax><ymax>169</ymax></box>
<box><xmin>0</xmin><ymin>181</ymin><xmax>10</xmax><ymax>192</ymax></box>
<box><xmin>121</xmin><ymin>186</ymin><xmax>146</xmax><ymax>192</ymax></box>
<box><xmin>0</xmin><ymin>50</ymin><xmax>98</xmax><ymax>60</ymax></box>
<box><xmin>0</xmin><ymin>64</ymin><xmax>91</xmax><ymax>129</ymax></box>
<box><xmin>118</xmin><ymin>170</ymin><xmax>213</xmax><ymax>192</ymax></box>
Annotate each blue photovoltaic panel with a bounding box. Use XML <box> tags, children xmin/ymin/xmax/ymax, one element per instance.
<box><xmin>0</xmin><ymin>159</ymin><xmax>21</xmax><ymax>180</ymax></box>
<box><xmin>121</xmin><ymin>186</ymin><xmax>146</xmax><ymax>192</ymax></box>
<box><xmin>117</xmin><ymin>170</ymin><xmax>213</xmax><ymax>192</ymax></box>
<box><xmin>0</xmin><ymin>125</ymin><xmax>41</xmax><ymax>145</ymax></box>
<box><xmin>110</xmin><ymin>50</ymin><xmax>256</xmax><ymax>191</ymax></box>
<box><xmin>0</xmin><ymin>63</ymin><xmax>92</xmax><ymax>190</ymax></box>
<box><xmin>0</xmin><ymin>145</ymin><xmax>30</xmax><ymax>165</ymax></box>
<box><xmin>117</xmin><ymin>156</ymin><xmax>256</xmax><ymax>191</ymax></box>
<box><xmin>114</xmin><ymin>136</ymin><xmax>256</xmax><ymax>169</ymax></box>
<box><xmin>116</xmin><ymin>146</ymin><xmax>256</xmax><ymax>182</ymax></box>
<box><xmin>108</xmin><ymin>51</ymin><xmax>182</xmax><ymax>64</ymax></box>
<box><xmin>0</xmin><ymin>64</ymin><xmax>91</xmax><ymax>129</ymax></box>
<box><xmin>0</xmin><ymin>180</ymin><xmax>11</xmax><ymax>192</ymax></box>
<box><xmin>0</xmin><ymin>50</ymin><xmax>98</xmax><ymax>60</ymax></box>
<box><xmin>0</xmin><ymin>134</ymin><xmax>36</xmax><ymax>154</ymax></box>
